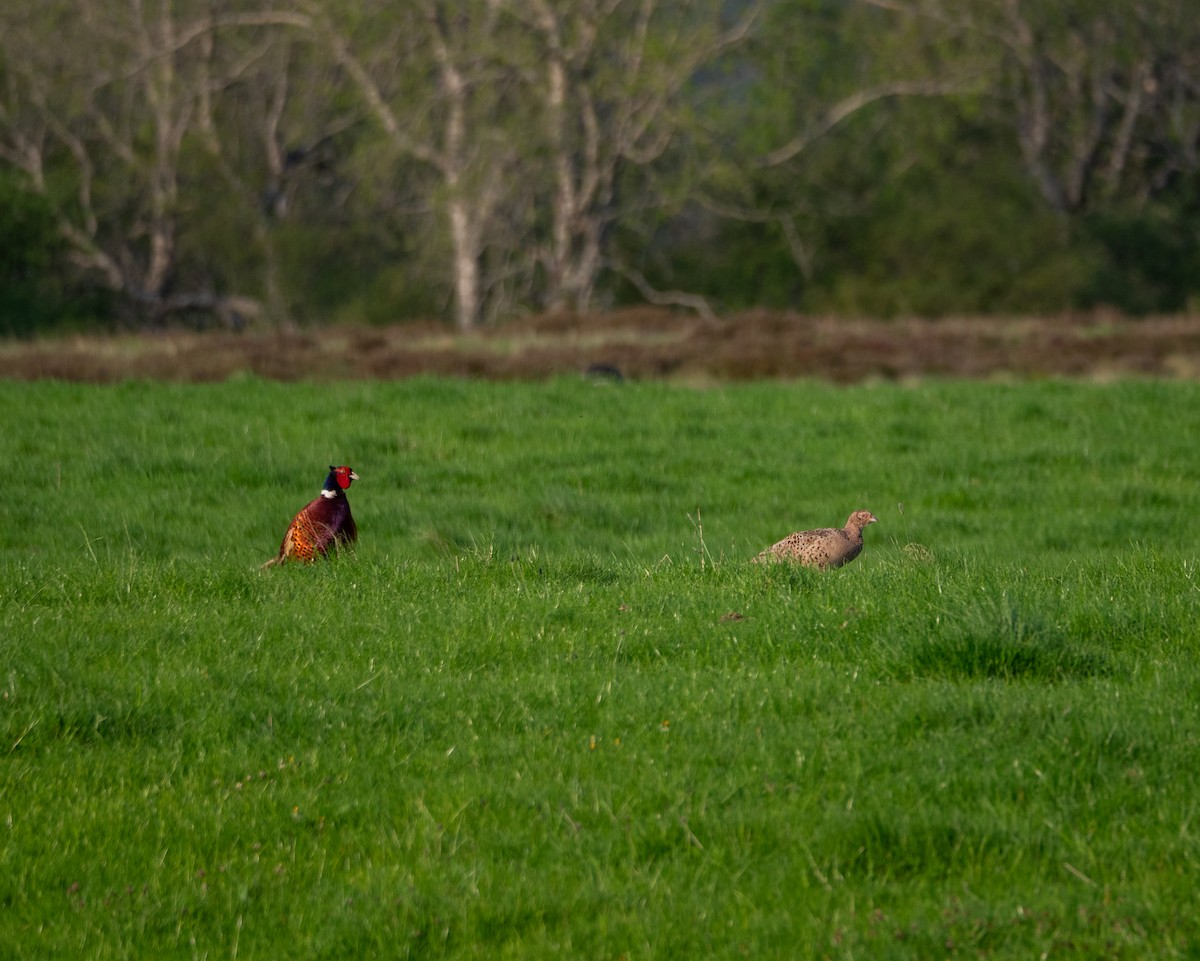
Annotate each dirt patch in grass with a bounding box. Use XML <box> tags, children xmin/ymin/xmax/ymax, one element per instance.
<box><xmin>5</xmin><ymin>308</ymin><xmax>1200</xmax><ymax>382</ymax></box>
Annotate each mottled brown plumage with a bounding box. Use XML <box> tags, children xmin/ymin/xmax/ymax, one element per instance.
<box><xmin>262</xmin><ymin>466</ymin><xmax>359</xmax><ymax>568</ymax></box>
<box><xmin>754</xmin><ymin>510</ymin><xmax>877</xmax><ymax>569</ymax></box>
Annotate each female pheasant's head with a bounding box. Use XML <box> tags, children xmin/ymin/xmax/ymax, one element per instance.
<box><xmin>847</xmin><ymin>510</ymin><xmax>877</xmax><ymax>532</ymax></box>
<box><xmin>322</xmin><ymin>465</ymin><xmax>359</xmax><ymax>496</ymax></box>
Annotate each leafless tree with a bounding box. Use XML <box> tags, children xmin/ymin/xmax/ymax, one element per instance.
<box><xmin>505</xmin><ymin>0</ymin><xmax>758</xmax><ymax>315</ymax></box>
<box><xmin>862</xmin><ymin>0</ymin><xmax>1200</xmax><ymax>213</ymax></box>
<box><xmin>687</xmin><ymin>0</ymin><xmax>978</xmax><ymax>286</ymax></box>
<box><xmin>0</xmin><ymin>2</ymin><xmax>257</xmax><ymax>325</ymax></box>
<box><xmin>276</xmin><ymin>0</ymin><xmax>523</xmax><ymax>330</ymax></box>
<box><xmin>283</xmin><ymin>0</ymin><xmax>758</xmax><ymax>327</ymax></box>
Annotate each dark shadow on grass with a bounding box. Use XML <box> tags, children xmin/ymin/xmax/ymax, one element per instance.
<box><xmin>821</xmin><ymin>811</ymin><xmax>985</xmax><ymax>880</ymax></box>
<box><xmin>902</xmin><ymin>600</ymin><xmax>1112</xmax><ymax>682</ymax></box>
<box><xmin>753</xmin><ymin>562</ymin><xmax>825</xmax><ymax>589</ymax></box>
<box><xmin>559</xmin><ymin>558</ymin><xmax>621</xmax><ymax>585</ymax></box>
<box><xmin>40</xmin><ymin>705</ymin><xmax>177</xmax><ymax>749</ymax></box>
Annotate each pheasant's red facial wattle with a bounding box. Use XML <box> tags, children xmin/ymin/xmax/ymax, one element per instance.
<box><xmin>330</xmin><ymin>465</ymin><xmax>358</xmax><ymax>490</ymax></box>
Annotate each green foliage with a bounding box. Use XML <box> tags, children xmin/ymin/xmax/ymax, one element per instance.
<box><xmin>682</xmin><ymin>0</ymin><xmax>1200</xmax><ymax>319</ymax></box>
<box><xmin>2</xmin><ymin>0</ymin><xmax>1197</xmax><ymax>327</ymax></box>
<box><xmin>1080</xmin><ymin>183</ymin><xmax>1200</xmax><ymax>313</ymax></box>
<box><xmin>2</xmin><ymin>377</ymin><xmax>1200</xmax><ymax>957</ymax></box>
<box><xmin>808</xmin><ymin>122</ymin><xmax>1098</xmax><ymax>317</ymax></box>
<box><xmin>0</xmin><ymin>171</ymin><xmax>103</xmax><ymax>336</ymax></box>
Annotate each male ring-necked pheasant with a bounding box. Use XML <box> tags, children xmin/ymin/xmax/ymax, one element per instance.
<box><xmin>754</xmin><ymin>510</ymin><xmax>877</xmax><ymax>569</ymax></box>
<box><xmin>262</xmin><ymin>465</ymin><xmax>359</xmax><ymax>568</ymax></box>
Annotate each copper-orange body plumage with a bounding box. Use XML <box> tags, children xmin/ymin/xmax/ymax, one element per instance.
<box><xmin>263</xmin><ymin>466</ymin><xmax>359</xmax><ymax>567</ymax></box>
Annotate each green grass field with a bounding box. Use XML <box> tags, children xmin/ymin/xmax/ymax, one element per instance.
<box><xmin>3</xmin><ymin>376</ymin><xmax>1200</xmax><ymax>959</ymax></box>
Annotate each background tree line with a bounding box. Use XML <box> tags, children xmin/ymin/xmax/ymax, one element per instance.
<box><xmin>1</xmin><ymin>0</ymin><xmax>1197</xmax><ymax>336</ymax></box>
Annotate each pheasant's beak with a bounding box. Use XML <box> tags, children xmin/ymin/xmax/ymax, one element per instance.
<box><xmin>350</xmin><ymin>470</ymin><xmax>360</xmax><ymax>481</ymax></box>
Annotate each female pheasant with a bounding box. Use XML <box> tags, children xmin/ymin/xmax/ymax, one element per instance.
<box><xmin>754</xmin><ymin>509</ymin><xmax>877</xmax><ymax>569</ymax></box>
<box><xmin>262</xmin><ymin>466</ymin><xmax>359</xmax><ymax>567</ymax></box>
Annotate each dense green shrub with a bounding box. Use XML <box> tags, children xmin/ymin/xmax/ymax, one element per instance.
<box><xmin>0</xmin><ymin>173</ymin><xmax>95</xmax><ymax>336</ymax></box>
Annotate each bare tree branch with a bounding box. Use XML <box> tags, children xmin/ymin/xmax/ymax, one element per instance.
<box><xmin>609</xmin><ymin>260</ymin><xmax>716</xmax><ymax>320</ymax></box>
<box><xmin>760</xmin><ymin>78</ymin><xmax>971</xmax><ymax>167</ymax></box>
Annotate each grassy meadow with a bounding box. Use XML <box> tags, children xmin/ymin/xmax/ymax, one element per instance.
<box><xmin>2</xmin><ymin>375</ymin><xmax>1200</xmax><ymax>959</ymax></box>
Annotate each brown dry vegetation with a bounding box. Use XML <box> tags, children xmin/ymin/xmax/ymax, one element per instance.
<box><xmin>5</xmin><ymin>308</ymin><xmax>1200</xmax><ymax>383</ymax></box>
